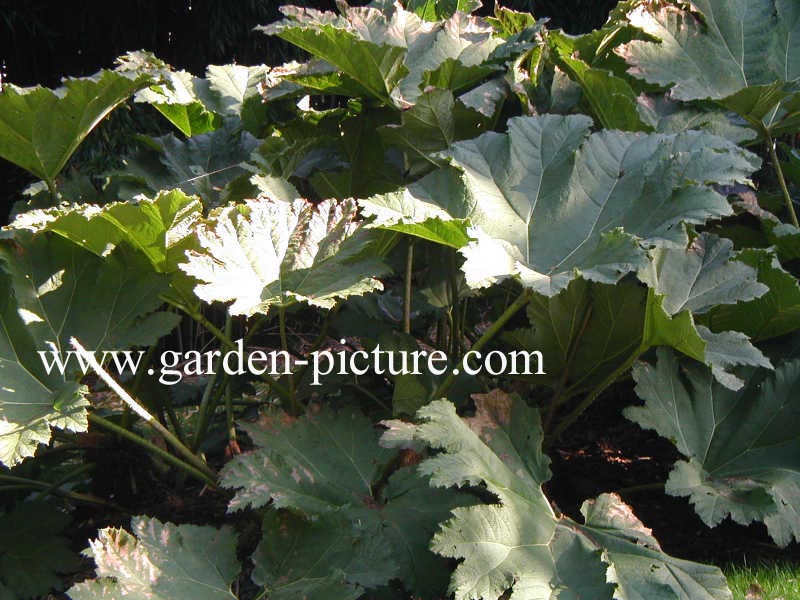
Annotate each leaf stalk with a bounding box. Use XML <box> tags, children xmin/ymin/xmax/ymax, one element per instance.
<box><xmin>766</xmin><ymin>130</ymin><xmax>799</xmax><ymax>227</ymax></box>
<box><xmin>70</xmin><ymin>337</ymin><xmax>217</xmax><ymax>484</ymax></box>
<box><xmin>431</xmin><ymin>290</ymin><xmax>531</xmax><ymax>399</ymax></box>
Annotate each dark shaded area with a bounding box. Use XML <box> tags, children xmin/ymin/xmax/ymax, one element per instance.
<box><xmin>0</xmin><ymin>0</ymin><xmax>616</xmax><ymax>87</ymax></box>
<box><xmin>1</xmin><ymin>0</ymin><xmax>297</xmax><ymax>87</ymax></box>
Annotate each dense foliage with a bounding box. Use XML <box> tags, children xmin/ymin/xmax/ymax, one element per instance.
<box><xmin>1</xmin><ymin>0</ymin><xmax>799</xmax><ymax>598</ymax></box>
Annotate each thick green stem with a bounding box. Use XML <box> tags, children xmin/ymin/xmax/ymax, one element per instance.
<box><xmin>71</xmin><ymin>337</ymin><xmax>216</xmax><ymax>484</ymax></box>
<box><xmin>32</xmin><ymin>463</ymin><xmax>94</xmax><ymax>501</ymax></box>
<box><xmin>0</xmin><ymin>473</ymin><xmax>123</xmax><ymax>510</ymax></box>
<box><xmin>225</xmin><ymin>380</ymin><xmax>236</xmax><ymax>448</ymax></box>
<box><xmin>89</xmin><ymin>413</ymin><xmax>216</xmax><ymax>487</ymax></box>
<box><xmin>460</xmin><ymin>298</ymin><xmax>469</xmax><ymax>351</ymax></box>
<box><xmin>163</xmin><ymin>298</ymin><xmax>237</xmax><ymax>351</ymax></box>
<box><xmin>135</xmin><ymin>346</ymin><xmax>186</xmax><ymax>444</ymax></box>
<box><xmin>546</xmin><ymin>349</ymin><xmax>641</xmax><ymax>446</ymax></box>
<box><xmin>164</xmin><ymin>297</ymin><xmax>292</xmax><ymax>399</ymax></box>
<box><xmin>431</xmin><ymin>290</ymin><xmax>531</xmax><ymax>399</ymax></box>
<box><xmin>45</xmin><ymin>178</ymin><xmax>58</xmax><ymax>202</ymax></box>
<box><xmin>544</xmin><ymin>303</ymin><xmax>593</xmax><ymax>433</ymax></box>
<box><xmin>244</xmin><ymin>315</ymin><xmax>267</xmax><ymax>344</ymax></box>
<box><xmin>767</xmin><ymin>131</ymin><xmax>799</xmax><ymax>227</ymax></box>
<box><xmin>197</xmin><ymin>311</ymin><xmax>238</xmax><ymax>351</ymax></box>
<box><xmin>224</xmin><ymin>313</ymin><xmax>236</xmax><ymax>449</ymax></box>
<box><xmin>403</xmin><ymin>242</ymin><xmax>414</xmax><ymax>334</ymax></box>
<box><xmin>449</xmin><ymin>249</ymin><xmax>461</xmax><ymax>358</ymax></box>
<box><xmin>194</xmin><ymin>369</ymin><xmax>220</xmax><ymax>448</ymax></box>
<box><xmin>446</xmin><ymin>310</ymin><xmax>455</xmax><ymax>357</ymax></box>
<box><xmin>294</xmin><ymin>304</ymin><xmax>339</xmax><ymax>385</ymax></box>
<box><xmin>121</xmin><ymin>344</ymin><xmax>158</xmax><ymax>430</ymax></box>
<box><xmin>163</xmin><ymin>399</ymin><xmax>187</xmax><ymax>445</ymax></box>
<box><xmin>192</xmin><ymin>315</ymin><xmax>231</xmax><ymax>451</ymax></box>
<box><xmin>0</xmin><ymin>485</ymin><xmax>38</xmax><ymax>492</ymax></box>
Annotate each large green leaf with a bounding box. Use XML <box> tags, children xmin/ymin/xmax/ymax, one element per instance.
<box><xmin>5</xmin><ymin>189</ymin><xmax>202</xmax><ymax>273</ymax></box>
<box><xmin>222</xmin><ymin>408</ymin><xmax>393</xmax><ymax>512</ymax></box>
<box><xmin>201</xmin><ymin>64</ymin><xmax>271</xmax><ymax>117</ymax></box>
<box><xmin>503</xmin><ymin>279</ymin><xmax>648</xmax><ymax>397</ymax></box>
<box><xmin>180</xmin><ymin>197</ymin><xmax>388</xmax><ymax>316</ymax></box>
<box><xmin>0</xmin><ymin>502</ymin><xmax>80</xmax><ymax>599</ymax></box>
<box><xmin>638</xmin><ymin>234</ymin><xmax>772</xmax><ymax>388</ymax></box>
<box><xmin>486</xmin><ymin>6</ymin><xmax>539</xmax><ymax>37</ymax></box>
<box><xmin>151</xmin><ymin>101</ymin><xmax>220</xmax><ymax>138</ymax></box>
<box><xmin>0</xmin><ymin>235</ymin><xmax>178</xmax><ymax>466</ymax></box>
<box><xmin>620</xmin><ymin>0</ymin><xmax>794</xmax><ymax>98</ymax></box>
<box><xmin>388</xmin><ymin>392</ymin><xmax>731</xmax><ymax>599</ymax></box>
<box><xmin>222</xmin><ymin>407</ymin><xmax>465</xmax><ymax>599</ymax></box>
<box><xmin>638</xmin><ymin>234</ymin><xmax>767</xmax><ymax>315</ymax></box>
<box><xmin>704</xmin><ymin>248</ymin><xmax>800</xmax><ymax>340</ymax></box>
<box><xmin>258</xmin><ymin>5</ymin><xmax>408</xmax><ymax>104</ymax></box>
<box><xmin>253</xmin><ymin>470</ymin><xmax>462</xmax><ymax>600</ymax></box>
<box><xmin>549</xmin><ymin>31</ymin><xmax>651</xmax><ymax>132</ymax></box>
<box><xmin>136</xmin><ymin>64</ymin><xmax>271</xmax><ymax>136</ymax></box>
<box><xmin>3</xmin><ymin>235</ymin><xmax>178</xmax><ymax>355</ymax></box>
<box><xmin>505</xmin><ymin>233</ymin><xmax>771</xmax><ymax>396</ymax></box>
<box><xmin>378</xmin><ymin>89</ymin><xmax>491</xmax><ymax>177</ymax></box>
<box><xmin>126</xmin><ymin>118</ymin><xmax>259</xmax><ymax>207</ymax></box>
<box><xmin>412</xmin><ymin>394</ymin><xmax>556</xmax><ymax>600</ymax></box>
<box><xmin>456</xmin><ymin>117</ymin><xmax>756</xmax><ymax>294</ymax></box>
<box><xmin>628</xmin><ymin>349</ymin><xmax>800</xmax><ymax>547</ymax></box>
<box><xmin>257</xmin><ymin>59</ymin><xmax>368</xmax><ymax>101</ymax></box>
<box><xmin>0</xmin><ymin>264</ymin><xmax>86</xmax><ymax>467</ymax></box>
<box><xmin>620</xmin><ymin>0</ymin><xmax>800</xmax><ymax>134</ymax></box>
<box><xmin>380</xmin><ymin>467</ymin><xmax>469</xmax><ymax>596</ymax></box>
<box><xmin>0</xmin><ymin>69</ymin><xmax>150</xmax><ymax>186</ymax></box>
<box><xmin>253</xmin><ymin>509</ymin><xmax>387</xmax><ymax>600</ymax></box>
<box><xmin>558</xmin><ymin>493</ymin><xmax>732</xmax><ymax>600</ymax></box>
<box><xmin>136</xmin><ymin>69</ymin><xmax>220</xmax><ymax>136</ymax></box>
<box><xmin>67</xmin><ymin>517</ymin><xmax>240</xmax><ymax>599</ymax></box>
<box><xmin>635</xmin><ymin>94</ymin><xmax>756</xmax><ymax>144</ymax></box>
<box><xmin>359</xmin><ymin>167</ymin><xmax>472</xmax><ymax>248</ymax></box>
<box><xmin>365</xmin><ymin>114</ymin><xmax>758</xmax><ymax>296</ymax></box>
<box><xmin>258</xmin><ymin>3</ymin><xmax>505</xmax><ymax>107</ymax></box>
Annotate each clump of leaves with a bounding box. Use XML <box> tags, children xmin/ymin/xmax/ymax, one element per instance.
<box><xmin>384</xmin><ymin>391</ymin><xmax>733</xmax><ymax>599</ymax></box>
<box><xmin>221</xmin><ymin>407</ymin><xmax>467</xmax><ymax>599</ymax></box>
<box><xmin>180</xmin><ymin>197</ymin><xmax>389</xmax><ymax>316</ymax></box>
<box><xmin>68</xmin><ymin>516</ymin><xmax>241</xmax><ymax>599</ymax></box>
<box><xmin>1</xmin><ymin>0</ymin><xmax>800</xmax><ymax>598</ymax></box>
<box><xmin>628</xmin><ymin>348</ymin><xmax>800</xmax><ymax>548</ymax></box>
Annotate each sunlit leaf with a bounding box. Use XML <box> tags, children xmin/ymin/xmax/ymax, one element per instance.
<box><xmin>68</xmin><ymin>517</ymin><xmax>240</xmax><ymax>600</ymax></box>
<box><xmin>0</xmin><ymin>69</ymin><xmax>150</xmax><ymax>185</ymax></box>
<box><xmin>181</xmin><ymin>197</ymin><xmax>388</xmax><ymax>316</ymax></box>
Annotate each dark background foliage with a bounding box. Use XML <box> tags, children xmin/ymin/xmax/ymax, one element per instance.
<box><xmin>0</xmin><ymin>0</ymin><xmax>616</xmax><ymax>222</ymax></box>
